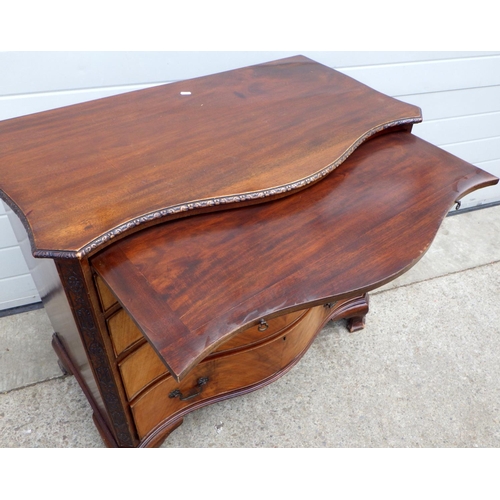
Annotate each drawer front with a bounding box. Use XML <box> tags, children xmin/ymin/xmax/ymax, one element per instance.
<box><xmin>94</xmin><ymin>275</ymin><xmax>117</xmax><ymax>311</ymax></box>
<box><xmin>212</xmin><ymin>309</ymin><xmax>306</xmax><ymax>355</ymax></box>
<box><xmin>118</xmin><ymin>307</ymin><xmax>308</xmax><ymax>401</ymax></box>
<box><xmin>119</xmin><ymin>342</ymin><xmax>168</xmax><ymax>400</ymax></box>
<box><xmin>131</xmin><ymin>305</ymin><xmax>329</xmax><ymax>440</ymax></box>
<box><xmin>107</xmin><ymin>308</ymin><xmax>143</xmax><ymax>356</ymax></box>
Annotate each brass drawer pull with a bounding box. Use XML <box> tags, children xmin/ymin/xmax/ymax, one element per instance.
<box><xmin>169</xmin><ymin>377</ymin><xmax>209</xmax><ymax>401</ymax></box>
<box><xmin>258</xmin><ymin>319</ymin><xmax>269</xmax><ymax>331</ymax></box>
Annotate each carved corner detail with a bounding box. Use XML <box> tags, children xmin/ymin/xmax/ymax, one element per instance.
<box><xmin>56</xmin><ymin>259</ymin><xmax>135</xmax><ymax>447</ymax></box>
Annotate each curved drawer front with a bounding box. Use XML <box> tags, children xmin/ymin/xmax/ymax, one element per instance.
<box><xmin>118</xmin><ymin>308</ymin><xmax>308</xmax><ymax>401</ymax></box>
<box><xmin>130</xmin><ymin>305</ymin><xmax>329</xmax><ymax>440</ymax></box>
<box><xmin>107</xmin><ymin>309</ymin><xmax>143</xmax><ymax>357</ymax></box>
<box><xmin>94</xmin><ymin>275</ymin><xmax>118</xmax><ymax>312</ymax></box>
<box><xmin>119</xmin><ymin>342</ymin><xmax>168</xmax><ymax>400</ymax></box>
<box><xmin>211</xmin><ymin>309</ymin><xmax>306</xmax><ymax>355</ymax></box>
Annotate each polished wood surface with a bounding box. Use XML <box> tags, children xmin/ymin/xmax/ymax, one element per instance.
<box><xmin>130</xmin><ymin>304</ymin><xmax>331</xmax><ymax>440</ymax></box>
<box><xmin>135</xmin><ymin>295</ymin><xmax>369</xmax><ymax>447</ymax></box>
<box><xmin>0</xmin><ymin>56</ymin><xmax>421</xmax><ymax>258</ymax></box>
<box><xmin>93</xmin><ymin>132</ymin><xmax>498</xmax><ymax>382</ymax></box>
<box><xmin>107</xmin><ymin>309</ymin><xmax>143</xmax><ymax>357</ymax></box>
<box><xmin>94</xmin><ymin>275</ymin><xmax>117</xmax><ymax>311</ymax></box>
<box><xmin>1</xmin><ymin>54</ymin><xmax>497</xmax><ymax>448</ymax></box>
<box><xmin>118</xmin><ymin>308</ymin><xmax>307</xmax><ymax>401</ymax></box>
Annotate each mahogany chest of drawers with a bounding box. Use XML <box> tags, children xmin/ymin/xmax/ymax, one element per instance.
<box><xmin>0</xmin><ymin>56</ymin><xmax>496</xmax><ymax>447</ymax></box>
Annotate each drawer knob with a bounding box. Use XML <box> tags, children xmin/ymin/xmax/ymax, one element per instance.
<box><xmin>169</xmin><ymin>377</ymin><xmax>209</xmax><ymax>401</ymax></box>
<box><xmin>258</xmin><ymin>319</ymin><xmax>269</xmax><ymax>331</ymax></box>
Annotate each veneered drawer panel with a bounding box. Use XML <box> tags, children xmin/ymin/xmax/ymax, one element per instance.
<box><xmin>131</xmin><ymin>305</ymin><xmax>328</xmax><ymax>439</ymax></box>
<box><xmin>95</xmin><ymin>275</ymin><xmax>117</xmax><ymax>311</ymax></box>
<box><xmin>120</xmin><ymin>308</ymin><xmax>308</xmax><ymax>400</ymax></box>
<box><xmin>212</xmin><ymin>309</ymin><xmax>306</xmax><ymax>354</ymax></box>
<box><xmin>107</xmin><ymin>308</ymin><xmax>143</xmax><ymax>356</ymax></box>
<box><xmin>119</xmin><ymin>342</ymin><xmax>168</xmax><ymax>400</ymax></box>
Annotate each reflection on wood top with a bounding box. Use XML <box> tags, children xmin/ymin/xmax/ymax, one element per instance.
<box><xmin>92</xmin><ymin>132</ymin><xmax>498</xmax><ymax>381</ymax></box>
<box><xmin>0</xmin><ymin>55</ymin><xmax>421</xmax><ymax>258</ymax></box>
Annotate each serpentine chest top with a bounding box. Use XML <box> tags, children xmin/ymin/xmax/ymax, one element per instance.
<box><xmin>0</xmin><ymin>56</ymin><xmax>497</xmax><ymax>447</ymax></box>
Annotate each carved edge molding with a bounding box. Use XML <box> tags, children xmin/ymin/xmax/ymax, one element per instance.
<box><xmin>56</xmin><ymin>259</ymin><xmax>135</xmax><ymax>447</ymax></box>
<box><xmin>32</xmin><ymin>117</ymin><xmax>420</xmax><ymax>260</ymax></box>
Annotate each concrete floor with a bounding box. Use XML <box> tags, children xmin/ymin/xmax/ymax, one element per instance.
<box><xmin>1</xmin><ymin>206</ymin><xmax>499</xmax><ymax>447</ymax></box>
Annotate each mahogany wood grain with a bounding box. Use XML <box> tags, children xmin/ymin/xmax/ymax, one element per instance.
<box><xmin>119</xmin><ymin>342</ymin><xmax>168</xmax><ymax>401</ymax></box>
<box><xmin>92</xmin><ymin>132</ymin><xmax>498</xmax><ymax>382</ymax></box>
<box><xmin>94</xmin><ymin>275</ymin><xmax>118</xmax><ymax>311</ymax></box>
<box><xmin>2</xmin><ymin>55</ymin><xmax>497</xmax><ymax>449</ymax></box>
<box><xmin>131</xmin><ymin>305</ymin><xmax>330</xmax><ymax>440</ymax></box>
<box><xmin>107</xmin><ymin>308</ymin><xmax>144</xmax><ymax>357</ymax></box>
<box><xmin>211</xmin><ymin>309</ymin><xmax>306</xmax><ymax>355</ymax></box>
<box><xmin>0</xmin><ymin>56</ymin><xmax>421</xmax><ymax>258</ymax></box>
<box><xmin>137</xmin><ymin>294</ymin><xmax>371</xmax><ymax>447</ymax></box>
<box><xmin>118</xmin><ymin>308</ymin><xmax>307</xmax><ymax>401</ymax></box>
